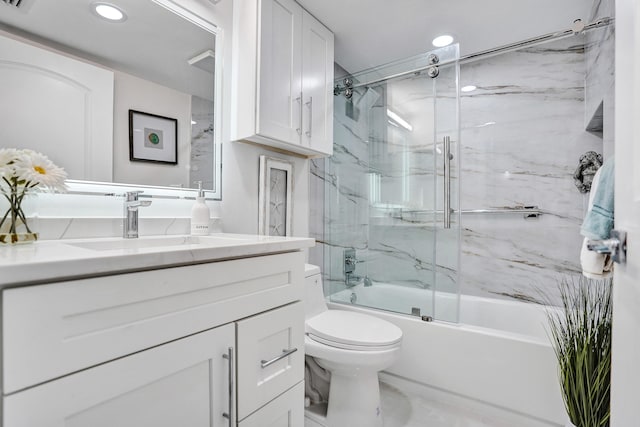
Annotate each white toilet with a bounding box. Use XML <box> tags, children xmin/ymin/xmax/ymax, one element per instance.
<box><xmin>303</xmin><ymin>264</ymin><xmax>402</xmax><ymax>427</ymax></box>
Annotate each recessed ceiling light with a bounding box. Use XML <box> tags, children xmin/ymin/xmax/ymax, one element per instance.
<box><xmin>432</xmin><ymin>35</ymin><xmax>454</xmax><ymax>47</ymax></box>
<box><xmin>93</xmin><ymin>3</ymin><xmax>127</xmax><ymax>22</ymax></box>
<box><xmin>461</xmin><ymin>85</ymin><xmax>477</xmax><ymax>92</ymax></box>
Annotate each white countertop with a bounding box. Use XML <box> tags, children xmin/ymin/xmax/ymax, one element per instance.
<box><xmin>0</xmin><ymin>233</ymin><xmax>315</xmax><ymax>287</ymax></box>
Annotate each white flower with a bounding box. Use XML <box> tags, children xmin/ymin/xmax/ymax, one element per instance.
<box><xmin>12</xmin><ymin>150</ymin><xmax>67</xmax><ymax>192</ymax></box>
<box><xmin>0</xmin><ymin>148</ymin><xmax>20</xmax><ymax>179</ymax></box>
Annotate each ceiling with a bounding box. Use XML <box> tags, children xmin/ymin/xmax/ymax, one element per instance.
<box><xmin>297</xmin><ymin>0</ymin><xmax>594</xmax><ymax>73</ymax></box>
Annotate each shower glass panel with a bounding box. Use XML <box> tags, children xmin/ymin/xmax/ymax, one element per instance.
<box><xmin>325</xmin><ymin>45</ymin><xmax>461</xmax><ymax>322</ymax></box>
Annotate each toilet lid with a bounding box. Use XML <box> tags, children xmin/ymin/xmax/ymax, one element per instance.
<box><xmin>306</xmin><ymin>310</ymin><xmax>402</xmax><ymax>350</ymax></box>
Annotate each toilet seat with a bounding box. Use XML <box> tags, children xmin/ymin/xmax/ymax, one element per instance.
<box><xmin>306</xmin><ymin>310</ymin><xmax>402</xmax><ymax>351</ymax></box>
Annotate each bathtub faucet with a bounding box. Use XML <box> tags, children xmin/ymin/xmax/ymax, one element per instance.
<box><xmin>346</xmin><ymin>273</ymin><xmax>372</xmax><ymax>288</ymax></box>
<box><xmin>344</xmin><ymin>248</ymin><xmax>372</xmax><ymax>287</ymax></box>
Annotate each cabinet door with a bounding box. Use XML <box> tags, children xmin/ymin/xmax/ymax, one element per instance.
<box><xmin>302</xmin><ymin>11</ymin><xmax>334</xmax><ymax>155</ymax></box>
<box><xmin>237</xmin><ymin>302</ymin><xmax>304</xmax><ymax>420</ymax></box>
<box><xmin>4</xmin><ymin>325</ymin><xmax>235</xmax><ymax>427</ymax></box>
<box><xmin>257</xmin><ymin>0</ymin><xmax>303</xmax><ymax>145</ymax></box>
<box><xmin>238</xmin><ymin>382</ymin><xmax>304</xmax><ymax>427</ymax></box>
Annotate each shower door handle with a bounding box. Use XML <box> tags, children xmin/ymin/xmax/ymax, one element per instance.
<box><xmin>443</xmin><ymin>136</ymin><xmax>452</xmax><ymax>229</ymax></box>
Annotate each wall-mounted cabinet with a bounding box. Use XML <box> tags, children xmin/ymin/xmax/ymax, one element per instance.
<box><xmin>232</xmin><ymin>0</ymin><xmax>334</xmax><ymax>157</ymax></box>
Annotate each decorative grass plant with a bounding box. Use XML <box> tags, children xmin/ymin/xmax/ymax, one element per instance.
<box><xmin>546</xmin><ymin>277</ymin><xmax>612</xmax><ymax>427</ymax></box>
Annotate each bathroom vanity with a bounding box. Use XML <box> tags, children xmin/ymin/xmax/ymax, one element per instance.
<box><xmin>0</xmin><ymin>234</ymin><xmax>313</xmax><ymax>426</ymax></box>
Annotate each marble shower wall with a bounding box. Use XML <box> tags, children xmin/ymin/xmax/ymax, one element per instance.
<box><xmin>585</xmin><ymin>0</ymin><xmax>615</xmax><ymax>158</ymax></box>
<box><xmin>458</xmin><ymin>36</ymin><xmax>603</xmax><ymax>303</ymax></box>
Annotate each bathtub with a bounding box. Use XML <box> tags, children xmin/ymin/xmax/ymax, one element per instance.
<box><xmin>328</xmin><ymin>283</ymin><xmax>566</xmax><ymax>426</ymax></box>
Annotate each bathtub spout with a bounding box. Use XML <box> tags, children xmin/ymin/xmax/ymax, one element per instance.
<box><xmin>346</xmin><ymin>273</ymin><xmax>372</xmax><ymax>287</ymax></box>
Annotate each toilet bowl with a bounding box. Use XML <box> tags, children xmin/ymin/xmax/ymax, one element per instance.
<box><xmin>304</xmin><ymin>264</ymin><xmax>402</xmax><ymax>427</ymax></box>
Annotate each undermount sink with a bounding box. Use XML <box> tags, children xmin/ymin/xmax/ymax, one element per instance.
<box><xmin>66</xmin><ymin>235</ymin><xmax>252</xmax><ymax>252</ymax></box>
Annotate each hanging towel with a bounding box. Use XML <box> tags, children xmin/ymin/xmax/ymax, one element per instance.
<box><xmin>579</xmin><ymin>160</ymin><xmax>614</xmax><ymax>278</ymax></box>
<box><xmin>580</xmin><ymin>158</ymin><xmax>615</xmax><ymax>240</ymax></box>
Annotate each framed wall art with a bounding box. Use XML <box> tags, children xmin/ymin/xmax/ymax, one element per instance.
<box><xmin>129</xmin><ymin>110</ymin><xmax>178</xmax><ymax>164</ymax></box>
<box><xmin>258</xmin><ymin>155</ymin><xmax>293</xmax><ymax>236</ymax></box>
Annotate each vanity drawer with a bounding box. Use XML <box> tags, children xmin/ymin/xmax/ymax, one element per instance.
<box><xmin>236</xmin><ymin>301</ymin><xmax>305</xmax><ymax>420</ymax></box>
<box><xmin>238</xmin><ymin>381</ymin><xmax>304</xmax><ymax>427</ymax></box>
<box><xmin>3</xmin><ymin>251</ymin><xmax>304</xmax><ymax>394</ymax></box>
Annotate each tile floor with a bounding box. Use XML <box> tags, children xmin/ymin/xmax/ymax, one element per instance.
<box><xmin>380</xmin><ymin>381</ymin><xmax>513</xmax><ymax>427</ymax></box>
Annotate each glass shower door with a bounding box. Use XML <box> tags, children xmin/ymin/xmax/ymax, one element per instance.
<box><xmin>325</xmin><ymin>45</ymin><xmax>461</xmax><ymax>322</ymax></box>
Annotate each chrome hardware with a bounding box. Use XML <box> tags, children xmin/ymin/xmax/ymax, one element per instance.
<box><xmin>427</xmin><ymin>66</ymin><xmax>439</xmax><ymax>78</ymax></box>
<box><xmin>587</xmin><ymin>229</ymin><xmax>627</xmax><ymax>264</ymax></box>
<box><xmin>305</xmin><ymin>97</ymin><xmax>313</xmax><ymax>137</ymax></box>
<box><xmin>344</xmin><ymin>248</ymin><xmax>370</xmax><ymax>287</ymax></box>
<box><xmin>344</xmin><ymin>248</ymin><xmax>363</xmax><ymax>274</ymax></box>
<box><xmin>222</xmin><ymin>347</ymin><xmax>234</xmax><ymax>426</ymax></box>
<box><xmin>411</xmin><ymin>307</ymin><xmax>421</xmax><ymax>317</ymax></box>
<box><xmin>427</xmin><ymin>54</ymin><xmax>439</xmax><ymax>65</ymax></box>
<box><xmin>421</xmin><ymin>315</ymin><xmax>434</xmax><ymax>322</ymax></box>
<box><xmin>443</xmin><ymin>136</ymin><xmax>452</xmax><ymax>229</ymax></box>
<box><xmin>344</xmin><ymin>87</ymin><xmax>353</xmax><ymax>99</ymax></box>
<box><xmin>334</xmin><ymin>77</ymin><xmax>354</xmax><ymax>99</ymax></box>
<box><xmin>350</xmin><ymin>292</ymin><xmax>357</xmax><ymax>304</ymax></box>
<box><xmin>295</xmin><ymin>93</ymin><xmax>303</xmax><ymax>135</ymax></box>
<box><xmin>123</xmin><ymin>191</ymin><xmax>152</xmax><ymax>239</ymax></box>
<box><xmin>261</xmin><ymin>348</ymin><xmax>298</xmax><ymax>369</ymax></box>
<box><xmin>571</xmin><ymin>18</ymin><xmax>585</xmax><ymax>34</ymax></box>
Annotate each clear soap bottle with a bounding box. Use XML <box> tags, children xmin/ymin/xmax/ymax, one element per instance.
<box><xmin>191</xmin><ymin>181</ymin><xmax>210</xmax><ymax>235</ymax></box>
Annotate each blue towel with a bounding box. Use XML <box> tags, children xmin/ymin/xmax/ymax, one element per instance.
<box><xmin>580</xmin><ymin>158</ymin><xmax>615</xmax><ymax>240</ymax></box>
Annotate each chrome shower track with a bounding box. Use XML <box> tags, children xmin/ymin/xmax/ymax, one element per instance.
<box><xmin>334</xmin><ymin>17</ymin><xmax>613</xmax><ymax>94</ymax></box>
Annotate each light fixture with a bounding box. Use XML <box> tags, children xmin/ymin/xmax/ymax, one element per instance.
<box><xmin>92</xmin><ymin>3</ymin><xmax>127</xmax><ymax>22</ymax></box>
<box><xmin>432</xmin><ymin>34</ymin><xmax>454</xmax><ymax>47</ymax></box>
<box><xmin>461</xmin><ymin>85</ymin><xmax>477</xmax><ymax>93</ymax></box>
<box><xmin>387</xmin><ymin>109</ymin><xmax>413</xmax><ymax>132</ymax></box>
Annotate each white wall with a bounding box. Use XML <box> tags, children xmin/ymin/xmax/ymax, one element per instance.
<box><xmin>113</xmin><ymin>71</ymin><xmax>192</xmax><ymax>188</ymax></box>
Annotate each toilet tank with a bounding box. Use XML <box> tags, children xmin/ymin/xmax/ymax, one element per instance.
<box><xmin>304</xmin><ymin>264</ymin><xmax>328</xmax><ymax>320</ymax></box>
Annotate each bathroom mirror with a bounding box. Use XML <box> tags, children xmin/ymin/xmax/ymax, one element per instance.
<box><xmin>0</xmin><ymin>0</ymin><xmax>222</xmax><ymax>199</ymax></box>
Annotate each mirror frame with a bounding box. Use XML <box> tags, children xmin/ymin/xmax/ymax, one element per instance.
<box><xmin>15</xmin><ymin>0</ymin><xmax>224</xmax><ymax>200</ymax></box>
<box><xmin>149</xmin><ymin>0</ymin><xmax>223</xmax><ymax>200</ymax></box>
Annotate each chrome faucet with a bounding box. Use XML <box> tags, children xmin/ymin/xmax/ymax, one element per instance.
<box><xmin>123</xmin><ymin>191</ymin><xmax>152</xmax><ymax>239</ymax></box>
<box><xmin>344</xmin><ymin>248</ymin><xmax>372</xmax><ymax>287</ymax></box>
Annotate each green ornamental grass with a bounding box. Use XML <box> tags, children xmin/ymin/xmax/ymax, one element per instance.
<box><xmin>546</xmin><ymin>277</ymin><xmax>612</xmax><ymax>427</ymax></box>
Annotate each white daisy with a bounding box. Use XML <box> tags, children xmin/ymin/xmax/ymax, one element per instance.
<box><xmin>13</xmin><ymin>150</ymin><xmax>67</xmax><ymax>192</ymax></box>
<box><xmin>0</xmin><ymin>148</ymin><xmax>20</xmax><ymax>179</ymax></box>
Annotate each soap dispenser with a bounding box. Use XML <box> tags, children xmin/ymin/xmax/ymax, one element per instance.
<box><xmin>191</xmin><ymin>181</ymin><xmax>210</xmax><ymax>235</ymax></box>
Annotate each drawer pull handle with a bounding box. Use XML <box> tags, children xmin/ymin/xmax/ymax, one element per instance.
<box><xmin>261</xmin><ymin>348</ymin><xmax>298</xmax><ymax>369</ymax></box>
<box><xmin>222</xmin><ymin>347</ymin><xmax>234</xmax><ymax>426</ymax></box>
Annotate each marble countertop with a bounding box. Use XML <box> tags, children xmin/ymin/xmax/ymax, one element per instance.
<box><xmin>0</xmin><ymin>233</ymin><xmax>315</xmax><ymax>288</ymax></box>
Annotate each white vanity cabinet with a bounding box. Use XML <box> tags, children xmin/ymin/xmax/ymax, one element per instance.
<box><xmin>232</xmin><ymin>0</ymin><xmax>334</xmax><ymax>157</ymax></box>
<box><xmin>4</xmin><ymin>325</ymin><xmax>235</xmax><ymax>426</ymax></box>
<box><xmin>1</xmin><ymin>248</ymin><xmax>307</xmax><ymax>427</ymax></box>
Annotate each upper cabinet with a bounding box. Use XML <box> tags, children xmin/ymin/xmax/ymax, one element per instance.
<box><xmin>232</xmin><ymin>0</ymin><xmax>334</xmax><ymax>157</ymax></box>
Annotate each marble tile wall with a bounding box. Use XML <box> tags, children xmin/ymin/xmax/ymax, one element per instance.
<box><xmin>314</xmin><ymin>33</ymin><xmax>608</xmax><ymax>309</ymax></box>
<box><xmin>585</xmin><ymin>0</ymin><xmax>615</xmax><ymax>158</ymax></box>
<box><xmin>458</xmin><ymin>36</ymin><xmax>602</xmax><ymax>304</ymax></box>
